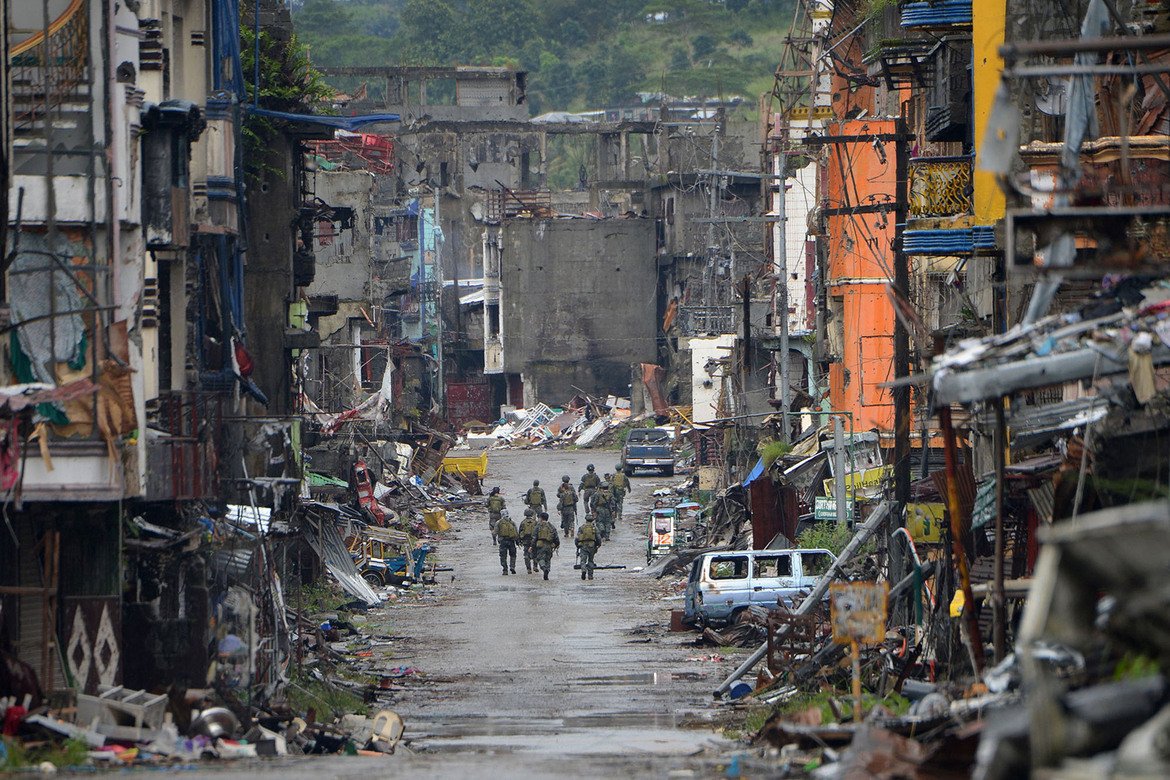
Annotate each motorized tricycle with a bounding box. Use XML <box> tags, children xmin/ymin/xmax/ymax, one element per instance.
<box><xmin>646</xmin><ymin>507</ymin><xmax>677</xmax><ymax>563</ymax></box>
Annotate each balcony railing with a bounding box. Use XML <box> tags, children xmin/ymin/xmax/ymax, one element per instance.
<box><xmin>908</xmin><ymin>156</ymin><xmax>973</xmax><ymax>218</ymax></box>
<box><xmin>10</xmin><ymin>0</ymin><xmax>89</xmax><ymax>133</ymax></box>
<box><xmin>679</xmin><ymin>305</ymin><xmax>735</xmax><ymax>336</ymax></box>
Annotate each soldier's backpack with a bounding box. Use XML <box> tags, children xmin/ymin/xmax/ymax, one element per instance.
<box><xmin>537</xmin><ymin>522</ymin><xmax>557</xmax><ymax>543</ymax></box>
<box><xmin>577</xmin><ymin>524</ymin><xmax>597</xmax><ymax>544</ymax></box>
<box><xmin>497</xmin><ymin>517</ymin><xmax>518</xmax><ymax>539</ymax></box>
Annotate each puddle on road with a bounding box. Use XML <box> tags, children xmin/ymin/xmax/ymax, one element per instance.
<box><xmin>571</xmin><ymin>671</ymin><xmax>708</xmax><ymax>685</ymax></box>
<box><xmin>407</xmin><ymin>712</ymin><xmax>723</xmax><ymax>756</ymax></box>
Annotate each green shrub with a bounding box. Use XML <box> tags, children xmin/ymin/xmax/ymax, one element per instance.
<box><xmin>796</xmin><ymin>521</ymin><xmax>872</xmax><ymax>556</ymax></box>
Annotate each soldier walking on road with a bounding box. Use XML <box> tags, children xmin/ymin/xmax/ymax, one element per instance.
<box><xmin>519</xmin><ymin>508</ymin><xmax>538</xmax><ymax>574</ymax></box>
<box><xmin>486</xmin><ymin>487</ymin><xmax>506</xmax><ymax>545</ymax></box>
<box><xmin>533</xmin><ymin>512</ymin><xmax>560</xmax><ymax>580</ymax></box>
<box><xmin>611</xmin><ymin>465</ymin><xmax>631</xmax><ymax>520</ymax></box>
<box><xmin>579</xmin><ymin>465</ymin><xmax>601</xmax><ymax>515</ymax></box>
<box><xmin>557</xmin><ymin>476</ymin><xmax>578</xmax><ymax>537</ymax></box>
<box><xmin>575</xmin><ymin>517</ymin><xmax>600</xmax><ymax>580</ymax></box>
<box><xmin>591</xmin><ymin>482</ymin><xmax>616</xmax><ymax>540</ymax></box>
<box><xmin>496</xmin><ymin>511</ymin><xmax>518</xmax><ymax>575</ymax></box>
<box><xmin>525</xmin><ymin>479</ymin><xmax>547</xmax><ymax>514</ymax></box>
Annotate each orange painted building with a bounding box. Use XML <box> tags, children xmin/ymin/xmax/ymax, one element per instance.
<box><xmin>822</xmin><ymin>119</ymin><xmax>899</xmax><ymax>434</ymax></box>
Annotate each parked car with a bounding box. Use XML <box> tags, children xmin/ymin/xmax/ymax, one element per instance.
<box><xmin>621</xmin><ymin>428</ymin><xmax>675</xmax><ymax>475</ymax></box>
<box><xmin>682</xmin><ymin>548</ymin><xmax>837</xmax><ymax>627</ymax></box>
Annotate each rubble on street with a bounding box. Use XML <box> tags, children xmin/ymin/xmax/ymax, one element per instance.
<box><xmin>8</xmin><ymin>0</ymin><xmax>1170</xmax><ymax>774</ymax></box>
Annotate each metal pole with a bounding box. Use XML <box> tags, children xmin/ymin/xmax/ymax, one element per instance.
<box><xmin>834</xmin><ymin>415</ymin><xmax>847</xmax><ymax>524</ymax></box>
<box><xmin>993</xmin><ymin>397</ymin><xmax>1007</xmax><ymax>662</ymax></box>
<box><xmin>434</xmin><ymin>187</ymin><xmax>445</xmax><ymax>416</ymax></box>
<box><xmin>704</xmin><ymin>121</ymin><xmax>721</xmax><ymax>305</ymax></box>
<box><xmin>940</xmin><ymin>404</ymin><xmax>985</xmax><ymax>673</ymax></box>
<box><xmin>892</xmin><ymin>115</ymin><xmax>911</xmax><ymax>510</ymax></box>
<box><xmin>777</xmin><ymin>146</ymin><xmax>791</xmax><ymax>443</ymax></box>
<box><xmin>891</xmin><ymin>115</ymin><xmax>911</xmax><ymax>624</ymax></box>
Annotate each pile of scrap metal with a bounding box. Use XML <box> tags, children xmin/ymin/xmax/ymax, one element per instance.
<box><xmin>742</xmin><ymin>500</ymin><xmax>1170</xmax><ymax>779</ymax></box>
<box><xmin>473</xmin><ymin>394</ymin><xmax>696</xmax><ymax>450</ymax></box>
<box><xmin>0</xmin><ymin>682</ymin><xmax>405</xmax><ymax>767</ymax></box>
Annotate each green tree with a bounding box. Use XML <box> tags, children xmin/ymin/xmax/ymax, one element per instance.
<box><xmin>397</xmin><ymin>0</ymin><xmax>459</xmax><ymax>61</ymax></box>
<box><xmin>669</xmin><ymin>46</ymin><xmax>690</xmax><ymax>71</ymax></box>
<box><xmin>729</xmin><ymin>29</ymin><xmax>753</xmax><ymax>46</ymax></box>
<box><xmin>691</xmin><ymin>33</ymin><xmax>717</xmax><ymax>60</ymax></box>
<box><xmin>557</xmin><ymin>18</ymin><xmax>588</xmax><ymax>46</ymax></box>
<box><xmin>296</xmin><ymin>0</ymin><xmax>355</xmax><ymax>36</ymax></box>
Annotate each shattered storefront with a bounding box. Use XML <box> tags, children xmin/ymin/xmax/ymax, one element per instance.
<box><xmin>1</xmin><ymin>507</ymin><xmax>122</xmax><ymax>694</ymax></box>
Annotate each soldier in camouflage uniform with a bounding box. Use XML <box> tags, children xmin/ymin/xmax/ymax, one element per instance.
<box><xmin>610</xmin><ymin>465</ymin><xmax>631</xmax><ymax>520</ymax></box>
<box><xmin>590</xmin><ymin>482</ymin><xmax>616</xmax><ymax>541</ymax></box>
<box><xmin>518</xmin><ymin>508</ymin><xmax>538</xmax><ymax>574</ymax></box>
<box><xmin>579</xmin><ymin>465</ymin><xmax>601</xmax><ymax>516</ymax></box>
<box><xmin>575</xmin><ymin>516</ymin><xmax>600</xmax><ymax>580</ymax></box>
<box><xmin>525</xmin><ymin>480</ymin><xmax>547</xmax><ymax>514</ymax></box>
<box><xmin>486</xmin><ymin>487</ymin><xmax>506</xmax><ymax>545</ymax></box>
<box><xmin>533</xmin><ymin>512</ymin><xmax>560</xmax><ymax>580</ymax></box>
<box><xmin>557</xmin><ymin>475</ymin><xmax>578</xmax><ymax>537</ymax></box>
<box><xmin>496</xmin><ymin>511</ymin><xmax>518</xmax><ymax>575</ymax></box>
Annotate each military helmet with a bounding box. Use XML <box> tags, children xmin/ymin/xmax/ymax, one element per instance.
<box><xmin>587</xmin><ymin>464</ymin><xmax>595</xmax><ymax>471</ymax></box>
<box><xmin>562</xmin><ymin>475</ymin><xmax>570</xmax><ymax>482</ymax></box>
<box><xmin>615</xmin><ymin>464</ymin><xmax>624</xmax><ymax>472</ymax></box>
<box><xmin>524</xmin><ymin>508</ymin><xmax>535</xmax><ymax>516</ymax></box>
<box><xmin>533</xmin><ymin>479</ymin><xmax>540</xmax><ymax>486</ymax></box>
<box><xmin>600</xmin><ymin>481</ymin><xmax>610</xmax><ymax>489</ymax></box>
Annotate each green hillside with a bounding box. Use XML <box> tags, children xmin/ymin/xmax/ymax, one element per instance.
<box><xmin>292</xmin><ymin>0</ymin><xmax>794</xmax><ymax>115</ymax></box>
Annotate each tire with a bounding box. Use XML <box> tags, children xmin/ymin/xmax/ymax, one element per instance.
<box><xmin>663</xmin><ymin>466</ymin><xmax>675</xmax><ymax>477</ymax></box>
<box><xmin>730</xmin><ymin>607</ymin><xmax>749</xmax><ymax>626</ymax></box>
<box><xmin>362</xmin><ymin>571</ymin><xmax>384</xmax><ymax>587</ymax></box>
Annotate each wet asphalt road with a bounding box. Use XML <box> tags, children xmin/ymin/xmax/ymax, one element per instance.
<box><xmin>175</xmin><ymin>449</ymin><xmax>747</xmax><ymax>779</ymax></box>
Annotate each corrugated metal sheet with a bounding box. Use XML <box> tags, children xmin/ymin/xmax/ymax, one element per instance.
<box><xmin>931</xmin><ymin>460</ymin><xmax>977</xmax><ymax>524</ymax></box>
<box><xmin>304</xmin><ymin>517</ymin><xmax>381</xmax><ymax>606</ymax></box>
<box><xmin>901</xmin><ymin>0</ymin><xmax>972</xmax><ymax>28</ymax></box>
<box><xmin>1027</xmin><ymin>481</ymin><xmax>1056</xmax><ymax>524</ymax></box>
<box><xmin>904</xmin><ymin>226</ymin><xmax>995</xmax><ymax>255</ymax></box>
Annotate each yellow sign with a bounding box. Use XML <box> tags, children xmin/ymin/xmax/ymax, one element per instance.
<box><xmin>823</xmin><ymin>465</ymin><xmax>893</xmax><ymax>500</ymax></box>
<box><xmin>906</xmin><ymin>502</ymin><xmax>945</xmax><ymax>543</ymax></box>
<box><xmin>830</xmin><ymin>581</ymin><xmax>889</xmax><ymax>645</ymax></box>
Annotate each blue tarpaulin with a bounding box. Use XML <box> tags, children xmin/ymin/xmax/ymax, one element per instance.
<box><xmin>742</xmin><ymin>457</ymin><xmax>765</xmax><ymax>488</ymax></box>
<box><xmin>247</xmin><ymin>107</ymin><xmax>401</xmax><ymax>130</ymax></box>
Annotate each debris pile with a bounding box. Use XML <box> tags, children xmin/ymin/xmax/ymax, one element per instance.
<box><xmin>467</xmin><ymin>394</ymin><xmax>697</xmax><ymax>454</ymax></box>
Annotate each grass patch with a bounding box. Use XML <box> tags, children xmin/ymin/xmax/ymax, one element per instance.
<box><xmin>758</xmin><ymin>439</ymin><xmax>791</xmax><ymax>467</ymax></box>
<box><xmin>287</xmin><ymin>675</ymin><xmax>366</xmax><ymax>718</ymax></box>
<box><xmin>721</xmin><ymin>704</ymin><xmax>773</xmax><ymax>740</ymax></box>
<box><xmin>0</xmin><ymin>737</ymin><xmax>90</xmax><ymax>770</ymax></box>
<box><xmin>298</xmin><ymin>579</ymin><xmax>348</xmax><ymax>613</ymax></box>
<box><xmin>778</xmin><ymin>689</ymin><xmax>911</xmax><ymax>722</ymax></box>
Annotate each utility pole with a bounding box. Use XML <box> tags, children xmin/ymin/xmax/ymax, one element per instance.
<box><xmin>892</xmin><ymin>117</ymin><xmax>911</xmax><ymax>510</ymax></box>
<box><xmin>704</xmin><ymin>119</ymin><xmax>722</xmax><ymax>307</ymax></box>
<box><xmin>433</xmin><ymin>186</ymin><xmax>445</xmax><ymax>416</ymax></box>
<box><xmin>776</xmin><ymin>135</ymin><xmax>791</xmax><ymax>443</ymax></box>
<box><xmin>891</xmin><ymin>115</ymin><xmax>911</xmax><ymax>622</ymax></box>
<box><xmin>834</xmin><ymin>415</ymin><xmax>848</xmax><ymax>524</ymax></box>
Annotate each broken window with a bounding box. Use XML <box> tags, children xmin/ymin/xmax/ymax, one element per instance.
<box><xmin>709</xmin><ymin>556</ymin><xmax>748</xmax><ymax>580</ymax></box>
<box><xmin>800</xmin><ymin>552</ymin><xmax>834</xmax><ymax>577</ymax></box>
<box><xmin>754</xmin><ymin>555</ymin><xmax>793</xmax><ymax>578</ymax></box>
<box><xmin>486</xmin><ymin>302</ymin><xmax>500</xmax><ymax>339</ymax></box>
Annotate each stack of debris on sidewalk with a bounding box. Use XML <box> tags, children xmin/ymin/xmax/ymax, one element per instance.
<box><xmin>466</xmin><ymin>393</ymin><xmax>697</xmax><ymax>452</ymax></box>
